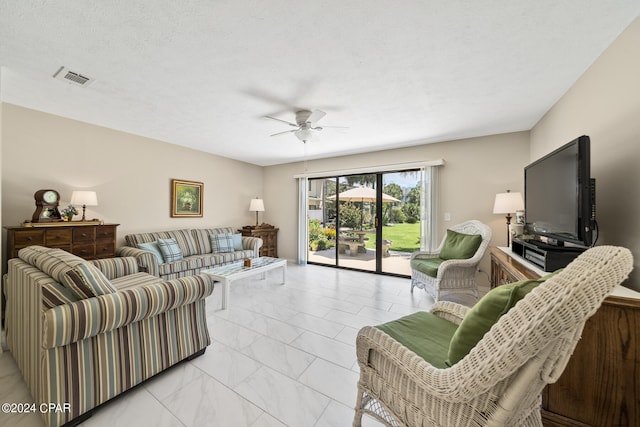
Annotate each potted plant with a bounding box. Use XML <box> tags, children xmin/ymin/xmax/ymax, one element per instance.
<box><xmin>61</xmin><ymin>205</ymin><xmax>79</xmax><ymax>222</ymax></box>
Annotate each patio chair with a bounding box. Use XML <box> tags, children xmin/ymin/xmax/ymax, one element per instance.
<box><xmin>410</xmin><ymin>220</ymin><xmax>491</xmax><ymax>301</ymax></box>
<box><xmin>354</xmin><ymin>245</ymin><xmax>633</xmax><ymax>427</ymax></box>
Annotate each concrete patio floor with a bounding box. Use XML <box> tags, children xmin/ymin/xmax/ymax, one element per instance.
<box><xmin>307</xmin><ymin>247</ymin><xmax>413</xmax><ymax>276</ymax></box>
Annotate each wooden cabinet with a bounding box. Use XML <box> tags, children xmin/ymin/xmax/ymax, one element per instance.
<box><xmin>6</xmin><ymin>224</ymin><xmax>119</xmax><ymax>261</ymax></box>
<box><xmin>489</xmin><ymin>247</ymin><xmax>640</xmax><ymax>427</ymax></box>
<box><xmin>239</xmin><ymin>225</ymin><xmax>278</xmax><ymax>258</ymax></box>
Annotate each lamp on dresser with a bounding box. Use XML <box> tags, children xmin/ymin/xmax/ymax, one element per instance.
<box><xmin>249</xmin><ymin>197</ymin><xmax>265</xmax><ymax>226</ymax></box>
<box><xmin>71</xmin><ymin>190</ymin><xmax>98</xmax><ymax>221</ymax></box>
<box><xmin>493</xmin><ymin>190</ymin><xmax>523</xmax><ymax>247</ymax></box>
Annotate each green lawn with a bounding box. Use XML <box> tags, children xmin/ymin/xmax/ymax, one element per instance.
<box><xmin>364</xmin><ymin>222</ymin><xmax>421</xmax><ymax>253</ymax></box>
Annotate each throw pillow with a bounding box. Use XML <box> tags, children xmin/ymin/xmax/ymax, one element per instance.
<box><xmin>232</xmin><ymin>233</ymin><xmax>244</xmax><ymax>251</ymax></box>
<box><xmin>210</xmin><ymin>233</ymin><xmax>235</xmax><ymax>253</ymax></box>
<box><xmin>60</xmin><ymin>263</ymin><xmax>117</xmax><ymax>300</ymax></box>
<box><xmin>446</xmin><ymin>271</ymin><xmax>560</xmax><ymax>366</ymax></box>
<box><xmin>439</xmin><ymin>229</ymin><xmax>483</xmax><ymax>260</ymax></box>
<box><xmin>137</xmin><ymin>242</ymin><xmax>164</xmax><ymax>263</ymax></box>
<box><xmin>157</xmin><ymin>238</ymin><xmax>184</xmax><ymax>262</ymax></box>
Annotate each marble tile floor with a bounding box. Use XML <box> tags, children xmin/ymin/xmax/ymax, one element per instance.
<box><xmin>0</xmin><ymin>262</ymin><xmax>481</xmax><ymax>427</ymax></box>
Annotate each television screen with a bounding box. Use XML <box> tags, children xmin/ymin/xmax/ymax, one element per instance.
<box><xmin>524</xmin><ymin>135</ymin><xmax>593</xmax><ymax>246</ymax></box>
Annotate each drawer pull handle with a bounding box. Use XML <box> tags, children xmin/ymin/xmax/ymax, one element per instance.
<box><xmin>27</xmin><ymin>236</ymin><xmax>33</xmax><ymax>241</ymax></box>
<box><xmin>81</xmin><ymin>233</ymin><xmax>88</xmax><ymax>237</ymax></box>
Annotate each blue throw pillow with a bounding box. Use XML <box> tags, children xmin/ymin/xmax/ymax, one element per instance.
<box><xmin>232</xmin><ymin>233</ymin><xmax>243</xmax><ymax>251</ymax></box>
<box><xmin>157</xmin><ymin>238</ymin><xmax>184</xmax><ymax>262</ymax></box>
<box><xmin>210</xmin><ymin>233</ymin><xmax>235</xmax><ymax>253</ymax></box>
<box><xmin>137</xmin><ymin>242</ymin><xmax>164</xmax><ymax>263</ymax></box>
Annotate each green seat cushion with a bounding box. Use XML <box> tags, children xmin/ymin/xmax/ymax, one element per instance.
<box><xmin>410</xmin><ymin>257</ymin><xmax>445</xmax><ymax>278</ymax></box>
<box><xmin>376</xmin><ymin>311</ymin><xmax>458</xmax><ymax>369</ymax></box>
<box><xmin>446</xmin><ymin>270</ymin><xmax>561</xmax><ymax>366</ymax></box>
<box><xmin>439</xmin><ymin>229</ymin><xmax>483</xmax><ymax>260</ymax></box>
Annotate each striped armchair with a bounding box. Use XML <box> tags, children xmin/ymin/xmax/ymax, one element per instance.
<box><xmin>5</xmin><ymin>246</ymin><xmax>215</xmax><ymax>427</ymax></box>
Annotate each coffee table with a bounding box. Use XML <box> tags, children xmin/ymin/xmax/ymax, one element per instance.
<box><xmin>201</xmin><ymin>257</ymin><xmax>287</xmax><ymax>309</ymax></box>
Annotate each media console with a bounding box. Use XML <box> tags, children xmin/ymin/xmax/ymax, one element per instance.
<box><xmin>511</xmin><ymin>238</ymin><xmax>585</xmax><ymax>272</ymax></box>
<box><xmin>489</xmin><ymin>247</ymin><xmax>640</xmax><ymax>426</ymax></box>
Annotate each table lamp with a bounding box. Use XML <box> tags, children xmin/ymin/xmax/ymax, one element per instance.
<box><xmin>493</xmin><ymin>190</ymin><xmax>524</xmax><ymax>246</ymax></box>
<box><xmin>71</xmin><ymin>191</ymin><xmax>98</xmax><ymax>221</ymax></box>
<box><xmin>249</xmin><ymin>198</ymin><xmax>265</xmax><ymax>226</ymax></box>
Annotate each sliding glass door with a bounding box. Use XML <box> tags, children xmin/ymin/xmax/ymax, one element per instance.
<box><xmin>306</xmin><ymin>169</ymin><xmax>423</xmax><ymax>276</ymax></box>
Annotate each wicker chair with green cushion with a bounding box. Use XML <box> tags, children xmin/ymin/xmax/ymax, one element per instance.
<box><xmin>410</xmin><ymin>220</ymin><xmax>492</xmax><ymax>302</ymax></box>
<box><xmin>354</xmin><ymin>246</ymin><xmax>633</xmax><ymax>427</ymax></box>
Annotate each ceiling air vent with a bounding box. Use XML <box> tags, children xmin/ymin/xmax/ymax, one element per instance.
<box><xmin>53</xmin><ymin>66</ymin><xmax>94</xmax><ymax>86</ymax></box>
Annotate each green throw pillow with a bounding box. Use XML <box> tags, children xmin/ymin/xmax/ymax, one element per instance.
<box><xmin>446</xmin><ymin>271</ymin><xmax>561</xmax><ymax>366</ymax></box>
<box><xmin>439</xmin><ymin>229</ymin><xmax>482</xmax><ymax>260</ymax></box>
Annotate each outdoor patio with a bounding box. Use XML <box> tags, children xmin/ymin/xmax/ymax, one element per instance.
<box><xmin>307</xmin><ymin>247</ymin><xmax>413</xmax><ymax>276</ymax></box>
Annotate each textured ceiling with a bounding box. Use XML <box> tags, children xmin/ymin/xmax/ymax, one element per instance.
<box><xmin>1</xmin><ymin>1</ymin><xmax>639</xmax><ymax>166</ymax></box>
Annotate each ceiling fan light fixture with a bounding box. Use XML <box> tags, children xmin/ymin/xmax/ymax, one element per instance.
<box><xmin>295</xmin><ymin>128</ymin><xmax>315</xmax><ymax>142</ymax></box>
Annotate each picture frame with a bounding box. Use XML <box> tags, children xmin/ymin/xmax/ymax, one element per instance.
<box><xmin>171</xmin><ymin>179</ymin><xmax>203</xmax><ymax>218</ymax></box>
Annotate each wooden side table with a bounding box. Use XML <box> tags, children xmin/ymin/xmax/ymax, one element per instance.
<box><xmin>239</xmin><ymin>224</ymin><xmax>278</xmax><ymax>258</ymax></box>
<box><xmin>489</xmin><ymin>246</ymin><xmax>640</xmax><ymax>426</ymax></box>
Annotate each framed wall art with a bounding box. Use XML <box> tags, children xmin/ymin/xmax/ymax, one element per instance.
<box><xmin>171</xmin><ymin>179</ymin><xmax>203</xmax><ymax>217</ymax></box>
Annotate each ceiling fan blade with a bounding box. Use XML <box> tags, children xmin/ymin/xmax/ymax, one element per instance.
<box><xmin>270</xmin><ymin>129</ymin><xmax>297</xmax><ymax>137</ymax></box>
<box><xmin>307</xmin><ymin>109</ymin><xmax>326</xmax><ymax>125</ymax></box>
<box><xmin>321</xmin><ymin>125</ymin><xmax>349</xmax><ymax>129</ymax></box>
<box><xmin>264</xmin><ymin>116</ymin><xmax>298</xmax><ymax>127</ymax></box>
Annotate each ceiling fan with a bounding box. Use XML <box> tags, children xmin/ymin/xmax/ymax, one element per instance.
<box><xmin>264</xmin><ymin>109</ymin><xmax>345</xmax><ymax>142</ymax></box>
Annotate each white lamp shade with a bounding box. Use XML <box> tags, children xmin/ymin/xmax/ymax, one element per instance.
<box><xmin>70</xmin><ymin>191</ymin><xmax>98</xmax><ymax>206</ymax></box>
<box><xmin>493</xmin><ymin>191</ymin><xmax>523</xmax><ymax>214</ymax></box>
<box><xmin>249</xmin><ymin>198</ymin><xmax>265</xmax><ymax>212</ymax></box>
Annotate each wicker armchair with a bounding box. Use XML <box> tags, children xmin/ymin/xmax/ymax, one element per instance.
<box><xmin>355</xmin><ymin>246</ymin><xmax>633</xmax><ymax>427</ymax></box>
<box><xmin>410</xmin><ymin>220</ymin><xmax>491</xmax><ymax>301</ymax></box>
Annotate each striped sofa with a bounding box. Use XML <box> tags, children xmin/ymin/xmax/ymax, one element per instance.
<box><xmin>5</xmin><ymin>245</ymin><xmax>215</xmax><ymax>427</ymax></box>
<box><xmin>117</xmin><ymin>227</ymin><xmax>263</xmax><ymax>279</ymax></box>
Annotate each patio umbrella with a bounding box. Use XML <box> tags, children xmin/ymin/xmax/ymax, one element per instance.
<box><xmin>328</xmin><ymin>187</ymin><xmax>400</xmax><ymax>203</ymax></box>
<box><xmin>328</xmin><ymin>187</ymin><xmax>400</xmax><ymax>229</ymax></box>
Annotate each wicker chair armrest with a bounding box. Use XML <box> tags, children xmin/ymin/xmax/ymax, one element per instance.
<box><xmin>356</xmin><ymin>326</ymin><xmax>477</xmax><ymax>402</ymax></box>
<box><xmin>431</xmin><ymin>301</ymin><xmax>470</xmax><ymax>325</ymax></box>
<box><xmin>43</xmin><ymin>274</ymin><xmax>215</xmax><ymax>348</ymax></box>
<box><xmin>410</xmin><ymin>250</ymin><xmax>440</xmax><ymax>260</ymax></box>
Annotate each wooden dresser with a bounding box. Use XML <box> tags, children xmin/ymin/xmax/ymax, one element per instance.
<box><xmin>239</xmin><ymin>224</ymin><xmax>278</xmax><ymax>258</ymax></box>
<box><xmin>489</xmin><ymin>247</ymin><xmax>640</xmax><ymax>426</ymax></box>
<box><xmin>6</xmin><ymin>223</ymin><xmax>119</xmax><ymax>261</ymax></box>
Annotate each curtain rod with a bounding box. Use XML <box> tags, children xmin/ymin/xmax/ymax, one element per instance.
<box><xmin>292</xmin><ymin>159</ymin><xmax>445</xmax><ymax>179</ymax></box>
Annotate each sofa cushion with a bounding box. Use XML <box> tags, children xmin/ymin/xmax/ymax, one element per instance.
<box><xmin>210</xmin><ymin>232</ymin><xmax>235</xmax><ymax>253</ymax></box>
<box><xmin>137</xmin><ymin>242</ymin><xmax>164</xmax><ymax>263</ymax></box>
<box><xmin>446</xmin><ymin>271</ymin><xmax>560</xmax><ymax>366</ymax></box>
<box><xmin>410</xmin><ymin>258</ymin><xmax>444</xmax><ymax>278</ymax></box>
<box><xmin>61</xmin><ymin>263</ymin><xmax>117</xmax><ymax>299</ymax></box>
<box><xmin>157</xmin><ymin>238</ymin><xmax>184</xmax><ymax>262</ymax></box>
<box><xmin>232</xmin><ymin>233</ymin><xmax>244</xmax><ymax>251</ymax></box>
<box><xmin>125</xmin><ymin>230</ymin><xmax>198</xmax><ymax>257</ymax></box>
<box><xmin>42</xmin><ymin>281</ymin><xmax>80</xmax><ymax>309</ymax></box>
<box><xmin>111</xmin><ymin>272</ymin><xmax>163</xmax><ymax>291</ymax></box>
<box><xmin>439</xmin><ymin>229</ymin><xmax>483</xmax><ymax>260</ymax></box>
<box><xmin>192</xmin><ymin>227</ymin><xmax>236</xmax><ymax>254</ymax></box>
<box><xmin>18</xmin><ymin>246</ymin><xmax>85</xmax><ymax>282</ymax></box>
<box><xmin>376</xmin><ymin>311</ymin><xmax>458</xmax><ymax>369</ymax></box>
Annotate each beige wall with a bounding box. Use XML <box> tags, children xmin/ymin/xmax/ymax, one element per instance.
<box><xmin>531</xmin><ymin>17</ymin><xmax>640</xmax><ymax>290</ymax></box>
<box><xmin>264</xmin><ymin>132</ymin><xmax>530</xmax><ymax>282</ymax></box>
<box><xmin>1</xmin><ymin>103</ymin><xmax>264</xmax><ymax>270</ymax></box>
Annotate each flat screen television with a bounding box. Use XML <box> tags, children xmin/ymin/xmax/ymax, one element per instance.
<box><xmin>524</xmin><ymin>135</ymin><xmax>595</xmax><ymax>247</ymax></box>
